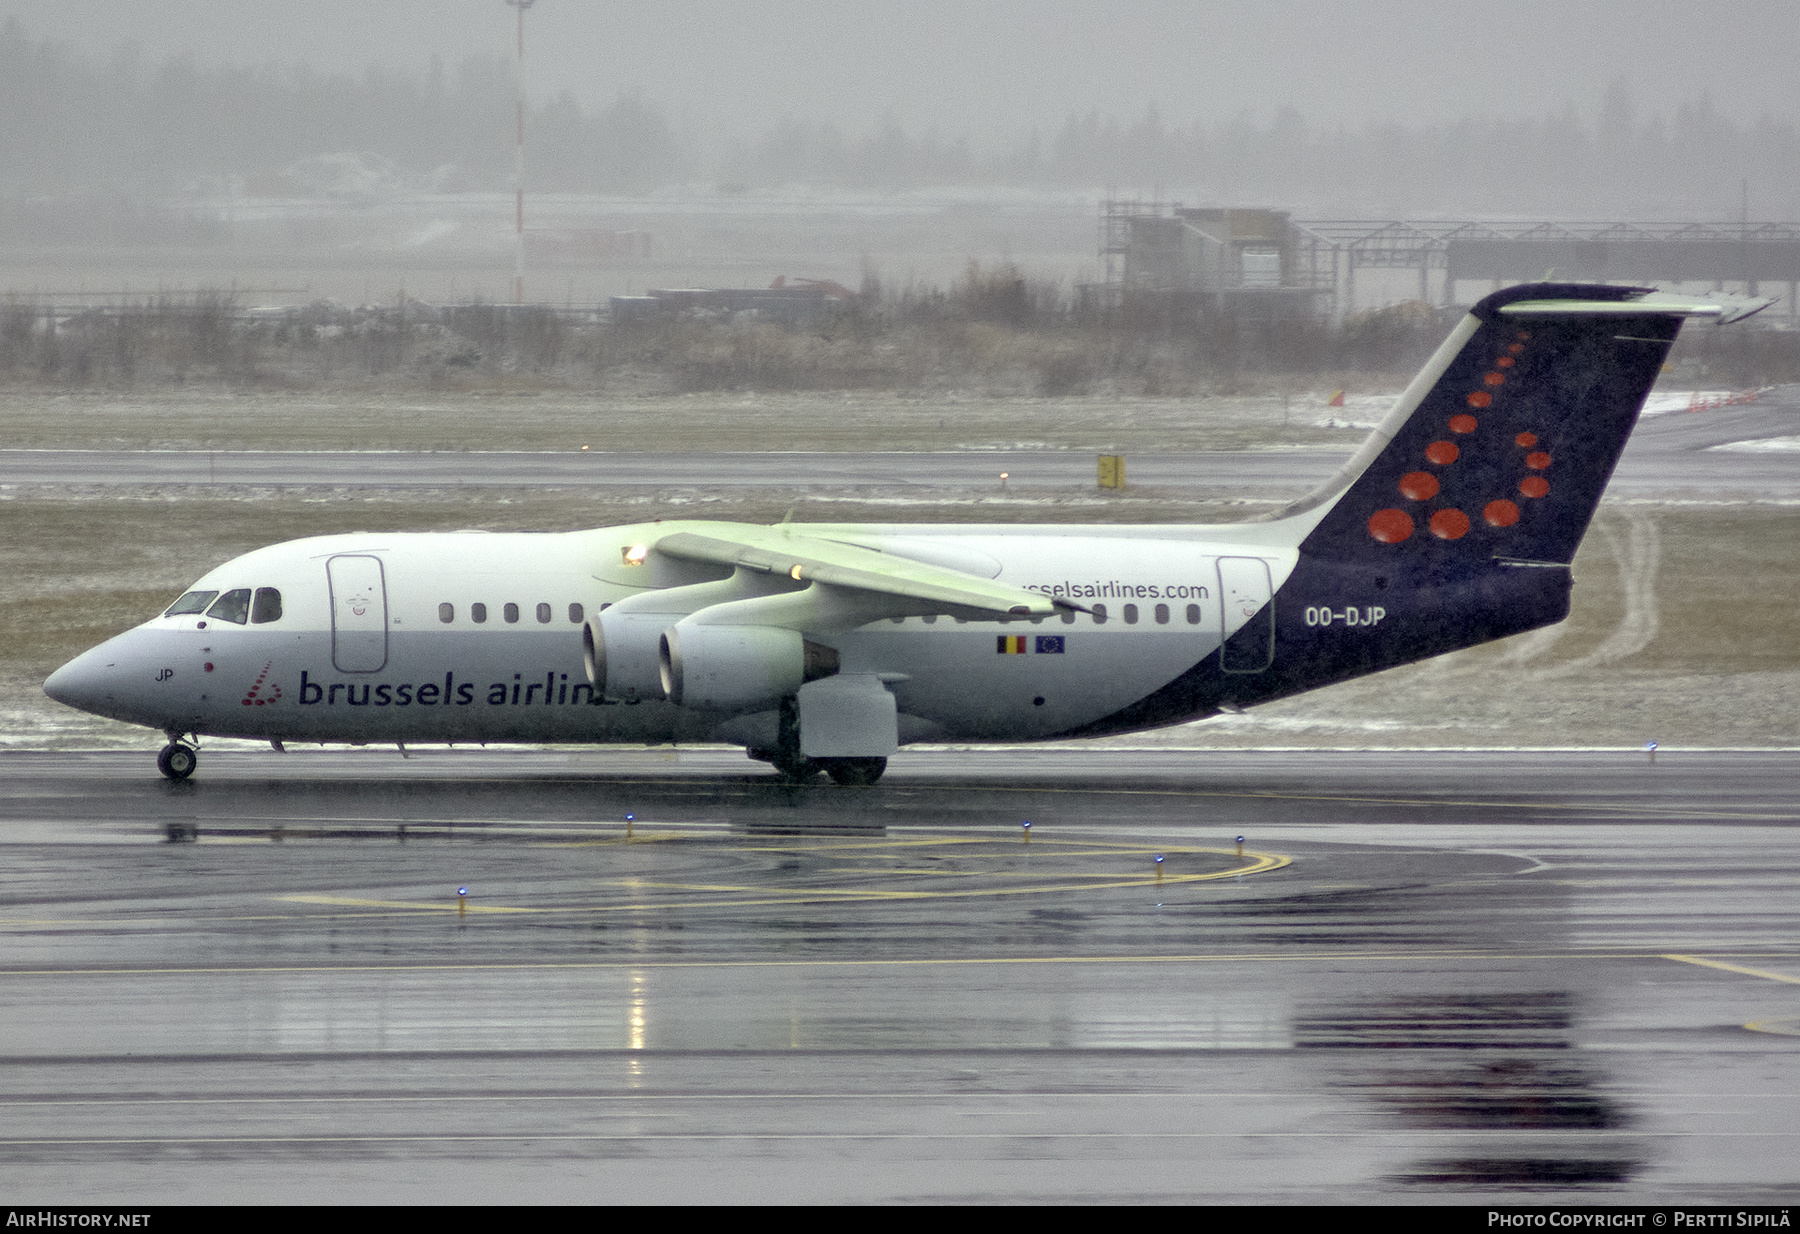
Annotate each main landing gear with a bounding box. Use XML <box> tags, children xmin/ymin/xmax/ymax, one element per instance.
<box><xmin>157</xmin><ymin>740</ymin><xmax>197</xmax><ymax>782</ymax></box>
<box><xmin>749</xmin><ymin>751</ymin><xmax>889</xmax><ymax>786</ymax></box>
<box><xmin>818</xmin><ymin>756</ymin><xmax>886</xmax><ymax>786</ymax></box>
<box><xmin>748</xmin><ymin>698</ymin><xmax>889</xmax><ymax>785</ymax></box>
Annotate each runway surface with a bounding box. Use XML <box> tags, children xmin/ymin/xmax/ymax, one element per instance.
<box><xmin>2</xmin><ymin>746</ymin><xmax>1798</xmax><ymax>1204</ymax></box>
<box><xmin>4</xmin><ymin>388</ymin><xmax>1797</xmax><ymax>498</ymax></box>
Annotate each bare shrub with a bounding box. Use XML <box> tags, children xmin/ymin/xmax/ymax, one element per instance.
<box><xmin>20</xmin><ymin>263</ymin><xmax>1796</xmax><ymax>397</ymax></box>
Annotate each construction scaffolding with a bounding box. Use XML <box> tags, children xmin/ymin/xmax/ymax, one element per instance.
<box><xmin>1104</xmin><ymin>201</ymin><xmax>1800</xmax><ymax>323</ymax></box>
<box><xmin>1099</xmin><ymin>200</ymin><xmax>1335</xmax><ymax>322</ymax></box>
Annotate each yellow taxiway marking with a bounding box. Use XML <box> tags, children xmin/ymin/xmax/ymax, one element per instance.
<box><xmin>1664</xmin><ymin>954</ymin><xmax>1800</xmax><ymax>985</ymax></box>
<box><xmin>818</xmin><ymin>867</ymin><xmax>1206</xmax><ymax>878</ymax></box>
<box><xmin>0</xmin><ymin>841</ymin><xmax>1288</xmax><ymax>926</ymax></box>
<box><xmin>1665</xmin><ymin>955</ymin><xmax>1800</xmax><ymax>1037</ymax></box>
<box><xmin>537</xmin><ymin>831</ymin><xmax>698</xmax><ymax>848</ymax></box>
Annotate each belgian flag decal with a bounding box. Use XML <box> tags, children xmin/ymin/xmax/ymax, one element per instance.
<box><xmin>997</xmin><ymin>635</ymin><xmax>1065</xmax><ymax>654</ymax></box>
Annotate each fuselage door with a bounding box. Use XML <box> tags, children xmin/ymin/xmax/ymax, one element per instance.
<box><xmin>1216</xmin><ymin>556</ymin><xmax>1273</xmax><ymax>673</ymax></box>
<box><xmin>327</xmin><ymin>554</ymin><xmax>388</xmax><ymax>672</ymax></box>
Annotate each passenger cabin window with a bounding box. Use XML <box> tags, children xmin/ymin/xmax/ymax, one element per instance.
<box><xmin>471</xmin><ymin>603</ymin><xmax>487</xmax><ymax>624</ymax></box>
<box><xmin>568</xmin><ymin>603</ymin><xmax>584</xmax><ymax>624</ymax></box>
<box><xmin>1091</xmin><ymin>604</ymin><xmax>1107</xmax><ymax>625</ymax></box>
<box><xmin>1155</xmin><ymin>603</ymin><xmax>1170</xmax><ymax>625</ymax></box>
<box><xmin>1186</xmin><ymin>604</ymin><xmax>1201</xmax><ymax>625</ymax></box>
<box><xmin>251</xmin><ymin>588</ymin><xmax>282</xmax><ymax>624</ymax></box>
<box><xmin>164</xmin><ymin>590</ymin><xmax>217</xmax><ymax>617</ymax></box>
<box><xmin>205</xmin><ymin>589</ymin><xmax>251</xmax><ymax>625</ymax></box>
<box><xmin>503</xmin><ymin>603</ymin><xmax>520</xmax><ymax>624</ymax></box>
<box><xmin>438</xmin><ymin>603</ymin><xmax>455</xmax><ymax>624</ymax></box>
<box><xmin>1123</xmin><ymin>604</ymin><xmax>1139</xmax><ymax>625</ymax></box>
<box><xmin>536</xmin><ymin>602</ymin><xmax>552</xmax><ymax>624</ymax></box>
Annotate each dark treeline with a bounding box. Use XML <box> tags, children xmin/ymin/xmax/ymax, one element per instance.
<box><xmin>0</xmin><ymin>20</ymin><xmax>679</xmax><ymax>194</ymax></box>
<box><xmin>1</xmin><ymin>22</ymin><xmax>1797</xmax><ymax>218</ymax></box>
<box><xmin>721</xmin><ymin>89</ymin><xmax>1800</xmax><ymax>218</ymax></box>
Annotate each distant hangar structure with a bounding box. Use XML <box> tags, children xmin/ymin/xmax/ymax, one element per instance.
<box><xmin>1103</xmin><ymin>200</ymin><xmax>1800</xmax><ymax>323</ymax></box>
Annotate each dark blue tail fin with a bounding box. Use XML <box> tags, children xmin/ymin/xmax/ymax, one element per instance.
<box><xmin>1073</xmin><ymin>283</ymin><xmax>1766</xmax><ymax>734</ymax></box>
<box><xmin>1230</xmin><ymin>283</ymin><xmax>1758</xmax><ymax>706</ymax></box>
<box><xmin>1299</xmin><ymin>282</ymin><xmax>1686</xmax><ymax>567</ymax></box>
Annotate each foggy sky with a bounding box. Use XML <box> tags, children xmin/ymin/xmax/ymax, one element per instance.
<box><xmin>7</xmin><ymin>0</ymin><xmax>1798</xmax><ymax>141</ymax></box>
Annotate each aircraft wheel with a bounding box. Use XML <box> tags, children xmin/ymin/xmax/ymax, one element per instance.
<box><xmin>157</xmin><ymin>743</ymin><xmax>197</xmax><ymax>782</ymax></box>
<box><xmin>773</xmin><ymin>755</ymin><xmax>822</xmax><ymax>783</ymax></box>
<box><xmin>822</xmin><ymin>757</ymin><xmax>886</xmax><ymax>787</ymax></box>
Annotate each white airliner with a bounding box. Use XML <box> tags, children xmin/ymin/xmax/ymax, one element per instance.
<box><xmin>44</xmin><ymin>283</ymin><xmax>1768</xmax><ymax>784</ymax></box>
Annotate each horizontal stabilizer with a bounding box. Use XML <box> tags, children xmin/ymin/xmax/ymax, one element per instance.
<box><xmin>1498</xmin><ymin>291</ymin><xmax>1776</xmax><ymax>325</ymax></box>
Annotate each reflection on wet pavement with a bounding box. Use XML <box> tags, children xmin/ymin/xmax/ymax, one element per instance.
<box><xmin>1300</xmin><ymin>993</ymin><xmax>1644</xmax><ymax>1190</ymax></box>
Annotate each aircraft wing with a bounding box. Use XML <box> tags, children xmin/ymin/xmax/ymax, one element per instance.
<box><xmin>652</xmin><ymin>526</ymin><xmax>1065</xmax><ymax>618</ymax></box>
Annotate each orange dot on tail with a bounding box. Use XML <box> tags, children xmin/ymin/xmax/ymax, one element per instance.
<box><xmin>1516</xmin><ymin>331</ymin><xmax>1531</xmax><ymax>340</ymax></box>
<box><xmin>1515</xmin><ymin>431</ymin><xmax>1538</xmax><ymax>447</ymax></box>
<box><xmin>1526</xmin><ymin>451</ymin><xmax>1552</xmax><ymax>470</ymax></box>
<box><xmin>1520</xmin><ymin>476</ymin><xmax>1550</xmax><ymax>499</ymax></box>
<box><xmin>1484</xmin><ymin>499</ymin><xmax>1520</xmax><ymax>527</ymax></box>
<box><xmin>1430</xmin><ymin>508</ymin><xmax>1471</xmax><ymax>540</ymax></box>
<box><xmin>1508</xmin><ymin>343</ymin><xmax>1525</xmax><ymax>355</ymax></box>
<box><xmin>1369</xmin><ymin>509</ymin><xmax>1415</xmax><ymax>543</ymax></box>
<box><xmin>1496</xmin><ymin>356</ymin><xmax>1515</xmax><ymax>368</ymax></box>
<box><xmin>1484</xmin><ymin>371</ymin><xmax>1507</xmax><ymax>387</ymax></box>
<box><xmin>1467</xmin><ymin>391</ymin><xmax>1492</xmax><ymax>408</ymax></box>
<box><xmin>1398</xmin><ymin>471</ymin><xmax>1439</xmax><ymax>501</ymax></box>
<box><xmin>1448</xmin><ymin>414</ymin><xmax>1478</xmax><ymax>434</ymax></box>
<box><xmin>1426</xmin><ymin>440</ymin><xmax>1460</xmax><ymax>465</ymax></box>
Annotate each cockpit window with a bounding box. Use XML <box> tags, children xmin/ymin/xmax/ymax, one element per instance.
<box><xmin>251</xmin><ymin>588</ymin><xmax>283</xmax><ymax>624</ymax></box>
<box><xmin>164</xmin><ymin>590</ymin><xmax>218</xmax><ymax>617</ymax></box>
<box><xmin>205</xmin><ymin>589</ymin><xmax>252</xmax><ymax>625</ymax></box>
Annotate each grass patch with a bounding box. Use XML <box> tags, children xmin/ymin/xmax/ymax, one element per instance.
<box><xmin>0</xmin><ymin>389</ymin><xmax>1367</xmax><ymax>454</ymax></box>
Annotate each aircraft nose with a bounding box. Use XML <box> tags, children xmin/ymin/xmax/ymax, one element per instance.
<box><xmin>44</xmin><ymin>647</ymin><xmax>118</xmax><ymax>712</ymax></box>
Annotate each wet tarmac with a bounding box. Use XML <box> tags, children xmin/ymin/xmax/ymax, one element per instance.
<box><xmin>2</xmin><ymin>747</ymin><xmax>1798</xmax><ymax>1203</ymax></box>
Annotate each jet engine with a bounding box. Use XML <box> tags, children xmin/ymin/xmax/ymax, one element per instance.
<box><xmin>583</xmin><ymin>610</ymin><xmax>669</xmax><ymax>700</ymax></box>
<box><xmin>658</xmin><ymin>624</ymin><xmax>804</xmax><ymax>710</ymax></box>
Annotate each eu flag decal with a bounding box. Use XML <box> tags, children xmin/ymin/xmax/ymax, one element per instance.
<box><xmin>997</xmin><ymin>635</ymin><xmax>1028</xmax><ymax>654</ymax></box>
<box><xmin>1034</xmin><ymin>635</ymin><xmax>1065</xmax><ymax>654</ymax></box>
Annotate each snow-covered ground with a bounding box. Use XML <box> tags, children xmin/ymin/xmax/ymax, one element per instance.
<box><xmin>1710</xmin><ymin>434</ymin><xmax>1800</xmax><ymax>452</ymax></box>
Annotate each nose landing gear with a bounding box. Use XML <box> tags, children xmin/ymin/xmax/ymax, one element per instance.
<box><xmin>157</xmin><ymin>740</ymin><xmax>198</xmax><ymax>781</ymax></box>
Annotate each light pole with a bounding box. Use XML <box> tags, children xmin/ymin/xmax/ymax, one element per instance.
<box><xmin>506</xmin><ymin>0</ymin><xmax>537</xmax><ymax>305</ymax></box>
